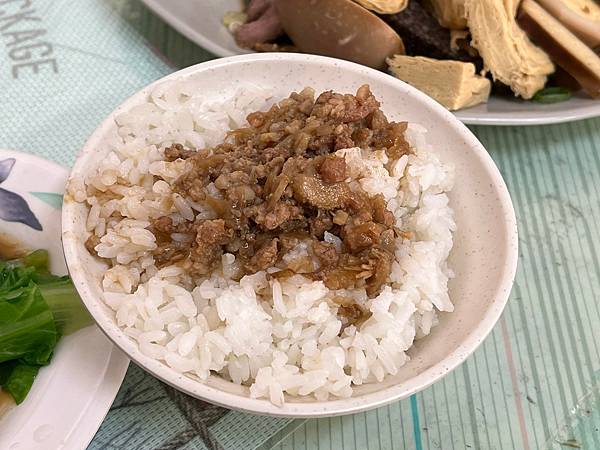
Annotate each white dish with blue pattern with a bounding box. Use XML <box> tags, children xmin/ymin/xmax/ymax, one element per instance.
<box><xmin>0</xmin><ymin>150</ymin><xmax>129</xmax><ymax>450</ymax></box>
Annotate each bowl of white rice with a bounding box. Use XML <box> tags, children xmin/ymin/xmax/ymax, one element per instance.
<box><xmin>62</xmin><ymin>53</ymin><xmax>518</xmax><ymax>417</ymax></box>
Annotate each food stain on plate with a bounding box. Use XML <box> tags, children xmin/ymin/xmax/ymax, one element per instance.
<box><xmin>0</xmin><ymin>233</ymin><xmax>27</xmax><ymax>260</ymax></box>
<box><xmin>0</xmin><ymin>391</ymin><xmax>16</xmax><ymax>420</ymax></box>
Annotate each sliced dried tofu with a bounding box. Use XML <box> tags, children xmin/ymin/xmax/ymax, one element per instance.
<box><xmin>425</xmin><ymin>0</ymin><xmax>520</xmax><ymax>29</ymax></box>
<box><xmin>504</xmin><ymin>0</ymin><xmax>522</xmax><ymax>17</ymax></box>
<box><xmin>519</xmin><ymin>0</ymin><xmax>600</xmax><ymax>97</ymax></box>
<box><xmin>536</xmin><ymin>0</ymin><xmax>600</xmax><ymax>47</ymax></box>
<box><xmin>353</xmin><ymin>0</ymin><xmax>408</xmax><ymax>14</ymax></box>
<box><xmin>387</xmin><ymin>55</ymin><xmax>491</xmax><ymax>110</ymax></box>
<box><xmin>465</xmin><ymin>0</ymin><xmax>554</xmax><ymax>99</ymax></box>
<box><xmin>424</xmin><ymin>0</ymin><xmax>468</xmax><ymax>29</ymax></box>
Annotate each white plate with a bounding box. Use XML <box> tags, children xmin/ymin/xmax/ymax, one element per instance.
<box><xmin>0</xmin><ymin>150</ymin><xmax>129</xmax><ymax>450</ymax></box>
<box><xmin>140</xmin><ymin>0</ymin><xmax>600</xmax><ymax>126</ymax></box>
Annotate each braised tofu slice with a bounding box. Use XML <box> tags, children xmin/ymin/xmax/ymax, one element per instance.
<box><xmin>387</xmin><ymin>55</ymin><xmax>491</xmax><ymax>110</ymax></box>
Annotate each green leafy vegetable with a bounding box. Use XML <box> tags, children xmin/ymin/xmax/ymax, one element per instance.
<box><xmin>0</xmin><ymin>250</ymin><xmax>92</xmax><ymax>404</ymax></box>
<box><xmin>20</xmin><ymin>249</ymin><xmax>50</xmax><ymax>272</ymax></box>
<box><xmin>0</xmin><ymin>263</ymin><xmax>34</xmax><ymax>292</ymax></box>
<box><xmin>0</xmin><ymin>361</ymin><xmax>40</xmax><ymax>404</ymax></box>
<box><xmin>0</xmin><ymin>283</ymin><xmax>57</xmax><ymax>364</ymax></box>
<box><xmin>533</xmin><ymin>87</ymin><xmax>572</xmax><ymax>104</ymax></box>
<box><xmin>39</xmin><ymin>277</ymin><xmax>93</xmax><ymax>336</ymax></box>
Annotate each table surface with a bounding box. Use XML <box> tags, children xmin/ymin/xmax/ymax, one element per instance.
<box><xmin>2</xmin><ymin>1</ymin><xmax>599</xmax><ymax>449</ymax></box>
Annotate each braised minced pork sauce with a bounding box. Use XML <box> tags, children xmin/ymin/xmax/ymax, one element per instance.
<box><xmin>110</xmin><ymin>85</ymin><xmax>411</xmax><ymax>323</ymax></box>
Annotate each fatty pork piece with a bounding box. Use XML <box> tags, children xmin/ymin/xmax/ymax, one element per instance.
<box><xmin>234</xmin><ymin>0</ymin><xmax>283</xmax><ymax>49</ymax></box>
<box><xmin>464</xmin><ymin>0</ymin><xmax>555</xmax><ymax>99</ymax></box>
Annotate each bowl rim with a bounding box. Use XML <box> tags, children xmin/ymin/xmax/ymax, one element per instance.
<box><xmin>62</xmin><ymin>52</ymin><xmax>519</xmax><ymax>417</ymax></box>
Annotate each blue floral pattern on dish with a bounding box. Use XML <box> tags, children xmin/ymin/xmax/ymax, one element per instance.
<box><xmin>0</xmin><ymin>158</ymin><xmax>43</xmax><ymax>231</ymax></box>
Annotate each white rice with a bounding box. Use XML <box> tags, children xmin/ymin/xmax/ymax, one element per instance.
<box><xmin>69</xmin><ymin>81</ymin><xmax>456</xmax><ymax>406</ymax></box>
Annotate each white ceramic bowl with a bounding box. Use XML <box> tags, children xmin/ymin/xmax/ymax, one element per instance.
<box><xmin>62</xmin><ymin>53</ymin><xmax>518</xmax><ymax>417</ymax></box>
